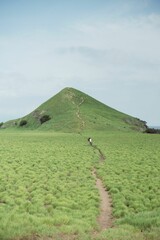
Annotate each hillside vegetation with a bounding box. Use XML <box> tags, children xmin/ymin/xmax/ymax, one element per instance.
<box><xmin>0</xmin><ymin>131</ymin><xmax>159</xmax><ymax>240</ymax></box>
<box><xmin>1</xmin><ymin>87</ymin><xmax>147</xmax><ymax>132</ymax></box>
<box><xmin>1</xmin><ymin>87</ymin><xmax>158</xmax><ymax>240</ymax></box>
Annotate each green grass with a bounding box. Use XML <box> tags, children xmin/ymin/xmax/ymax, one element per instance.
<box><xmin>0</xmin><ymin>132</ymin><xmax>99</xmax><ymax>239</ymax></box>
<box><xmin>93</xmin><ymin>131</ymin><xmax>160</xmax><ymax>239</ymax></box>
<box><xmin>0</xmin><ymin>131</ymin><xmax>159</xmax><ymax>239</ymax></box>
<box><xmin>95</xmin><ymin>133</ymin><xmax>160</xmax><ymax>215</ymax></box>
<box><xmin>3</xmin><ymin>87</ymin><xmax>146</xmax><ymax>132</ymax></box>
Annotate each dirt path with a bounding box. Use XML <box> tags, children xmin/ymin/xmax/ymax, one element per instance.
<box><xmin>93</xmin><ymin>145</ymin><xmax>106</xmax><ymax>161</ymax></box>
<box><xmin>92</xmin><ymin>169</ymin><xmax>113</xmax><ymax>231</ymax></box>
<box><xmin>69</xmin><ymin>91</ymin><xmax>85</xmax><ymax>131</ymax></box>
<box><xmin>92</xmin><ymin>145</ymin><xmax>113</xmax><ymax>232</ymax></box>
<box><xmin>75</xmin><ymin>97</ymin><xmax>85</xmax><ymax>129</ymax></box>
<box><xmin>69</xmin><ymin>89</ymin><xmax>113</xmax><ymax>231</ymax></box>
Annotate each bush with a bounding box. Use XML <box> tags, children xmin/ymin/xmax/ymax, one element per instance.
<box><xmin>144</xmin><ymin>128</ymin><xmax>160</xmax><ymax>134</ymax></box>
<box><xmin>19</xmin><ymin>120</ymin><xmax>27</xmax><ymax>127</ymax></box>
<box><xmin>0</xmin><ymin>122</ymin><xmax>3</xmax><ymax>128</ymax></box>
<box><xmin>40</xmin><ymin>115</ymin><xmax>51</xmax><ymax>124</ymax></box>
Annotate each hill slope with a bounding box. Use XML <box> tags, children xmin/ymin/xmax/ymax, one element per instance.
<box><xmin>2</xmin><ymin>87</ymin><xmax>147</xmax><ymax>132</ymax></box>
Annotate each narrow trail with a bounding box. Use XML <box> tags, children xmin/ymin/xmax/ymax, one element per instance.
<box><xmin>92</xmin><ymin>169</ymin><xmax>113</xmax><ymax>231</ymax></box>
<box><xmin>92</xmin><ymin>143</ymin><xmax>113</xmax><ymax>232</ymax></box>
<box><xmin>69</xmin><ymin>89</ymin><xmax>113</xmax><ymax>232</ymax></box>
<box><xmin>93</xmin><ymin>145</ymin><xmax>106</xmax><ymax>162</ymax></box>
<box><xmin>69</xmin><ymin>91</ymin><xmax>85</xmax><ymax>131</ymax></box>
<box><xmin>75</xmin><ymin>97</ymin><xmax>85</xmax><ymax>130</ymax></box>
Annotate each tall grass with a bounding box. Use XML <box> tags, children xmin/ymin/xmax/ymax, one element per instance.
<box><xmin>93</xmin><ymin>132</ymin><xmax>160</xmax><ymax>239</ymax></box>
<box><xmin>0</xmin><ymin>131</ymin><xmax>159</xmax><ymax>239</ymax></box>
<box><xmin>0</xmin><ymin>132</ymin><xmax>99</xmax><ymax>239</ymax></box>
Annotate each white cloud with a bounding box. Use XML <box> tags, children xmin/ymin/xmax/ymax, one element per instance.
<box><xmin>0</xmin><ymin>12</ymin><xmax>160</xmax><ymax>124</ymax></box>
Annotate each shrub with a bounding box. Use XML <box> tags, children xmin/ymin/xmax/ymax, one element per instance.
<box><xmin>0</xmin><ymin>122</ymin><xmax>3</xmax><ymax>128</ymax></box>
<box><xmin>144</xmin><ymin>128</ymin><xmax>160</xmax><ymax>134</ymax></box>
<box><xmin>19</xmin><ymin>120</ymin><xmax>27</xmax><ymax>127</ymax></box>
<box><xmin>40</xmin><ymin>115</ymin><xmax>51</xmax><ymax>124</ymax></box>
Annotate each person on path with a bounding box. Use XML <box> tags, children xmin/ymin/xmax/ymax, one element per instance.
<box><xmin>88</xmin><ymin>137</ymin><xmax>92</xmax><ymax>146</ymax></box>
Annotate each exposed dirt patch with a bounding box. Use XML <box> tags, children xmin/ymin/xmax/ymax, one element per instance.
<box><xmin>92</xmin><ymin>169</ymin><xmax>113</xmax><ymax>231</ymax></box>
<box><xmin>13</xmin><ymin>234</ymin><xmax>40</xmax><ymax>240</ymax></box>
<box><xmin>13</xmin><ymin>233</ymin><xmax>78</xmax><ymax>240</ymax></box>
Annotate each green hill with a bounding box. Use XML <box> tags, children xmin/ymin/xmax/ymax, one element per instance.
<box><xmin>2</xmin><ymin>87</ymin><xmax>147</xmax><ymax>132</ymax></box>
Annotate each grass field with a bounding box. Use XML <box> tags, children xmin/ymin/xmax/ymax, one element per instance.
<box><xmin>94</xmin><ymin>132</ymin><xmax>160</xmax><ymax>240</ymax></box>
<box><xmin>0</xmin><ymin>130</ymin><xmax>160</xmax><ymax>239</ymax></box>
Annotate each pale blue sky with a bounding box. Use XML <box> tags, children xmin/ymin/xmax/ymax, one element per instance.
<box><xmin>0</xmin><ymin>0</ymin><xmax>160</xmax><ymax>125</ymax></box>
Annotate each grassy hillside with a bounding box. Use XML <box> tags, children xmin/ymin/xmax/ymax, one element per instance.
<box><xmin>2</xmin><ymin>87</ymin><xmax>147</xmax><ymax>132</ymax></box>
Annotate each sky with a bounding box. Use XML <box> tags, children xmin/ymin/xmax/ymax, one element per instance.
<box><xmin>0</xmin><ymin>0</ymin><xmax>160</xmax><ymax>126</ymax></box>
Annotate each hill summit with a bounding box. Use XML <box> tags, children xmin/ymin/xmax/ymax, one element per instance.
<box><xmin>2</xmin><ymin>87</ymin><xmax>147</xmax><ymax>132</ymax></box>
